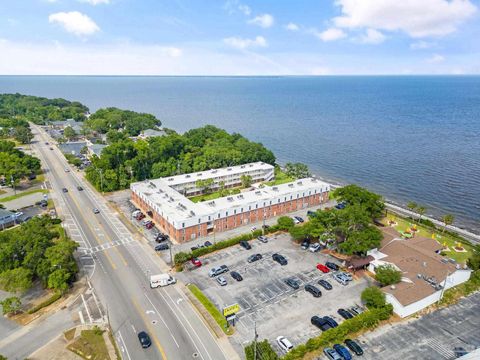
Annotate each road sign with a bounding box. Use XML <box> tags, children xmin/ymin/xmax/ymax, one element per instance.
<box><xmin>223</xmin><ymin>303</ymin><xmax>240</xmax><ymax>317</ymax></box>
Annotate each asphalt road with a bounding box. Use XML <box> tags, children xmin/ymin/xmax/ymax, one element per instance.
<box><xmin>30</xmin><ymin>124</ymin><xmax>229</xmax><ymax>360</ymax></box>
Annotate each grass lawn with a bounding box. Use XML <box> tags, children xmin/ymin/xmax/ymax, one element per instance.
<box><xmin>382</xmin><ymin>213</ymin><xmax>472</xmax><ymax>264</ymax></box>
<box><xmin>0</xmin><ymin>188</ymin><xmax>49</xmax><ymax>203</ymax></box>
<box><xmin>68</xmin><ymin>329</ymin><xmax>110</xmax><ymax>360</ymax></box>
<box><xmin>264</xmin><ymin>168</ymin><xmax>294</xmax><ymax>186</ymax></box>
<box><xmin>187</xmin><ymin>284</ymin><xmax>233</xmax><ymax>335</ymax></box>
<box><xmin>189</xmin><ymin>188</ymin><xmax>241</xmax><ymax>203</ymax></box>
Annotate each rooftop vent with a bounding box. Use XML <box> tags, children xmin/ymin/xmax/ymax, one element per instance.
<box><xmin>249</xmin><ymin>164</ymin><xmax>253</xmax><ymax>167</ymax></box>
<box><xmin>168</xmin><ymin>178</ymin><xmax>173</xmax><ymax>181</ymax></box>
<box><xmin>390</xmin><ymin>285</ymin><xmax>396</xmax><ymax>290</ymax></box>
<box><xmin>149</xmin><ymin>182</ymin><xmax>156</xmax><ymax>188</ymax></box>
<box><xmin>423</xmin><ymin>262</ymin><xmax>427</xmax><ymax>268</ymax></box>
<box><xmin>227</xmin><ymin>168</ymin><xmax>232</xmax><ymax>171</ymax></box>
<box><xmin>255</xmin><ymin>191</ymin><xmax>262</xmax><ymax>195</ymax></box>
<box><xmin>272</xmin><ymin>186</ymin><xmax>278</xmax><ymax>191</ymax></box>
<box><xmin>212</xmin><ymin>170</ymin><xmax>217</xmax><ymax>173</ymax></box>
<box><xmin>237</xmin><ymin>194</ymin><xmax>244</xmax><ymax>199</ymax></box>
<box><xmin>297</xmin><ymin>181</ymin><xmax>303</xmax><ymax>186</ymax></box>
<box><xmin>208</xmin><ymin>201</ymin><xmax>216</xmax><ymax>206</ymax></box>
<box><xmin>241</xmin><ymin>165</ymin><xmax>245</xmax><ymax>168</ymax></box>
<box><xmin>186</xmin><ymin>174</ymin><xmax>190</xmax><ymax>178</ymax></box>
<box><xmin>190</xmin><ymin>210</ymin><xmax>196</xmax><ymax>216</ymax></box>
<box><xmin>197</xmin><ymin>173</ymin><xmax>202</xmax><ymax>177</ymax></box>
<box><xmin>227</xmin><ymin>197</ymin><xmax>234</xmax><ymax>202</ymax></box>
<box><xmin>288</xmin><ymin>183</ymin><xmax>294</xmax><ymax>188</ymax></box>
<box><xmin>157</xmin><ymin>189</ymin><xmax>163</xmax><ymax>194</ymax></box>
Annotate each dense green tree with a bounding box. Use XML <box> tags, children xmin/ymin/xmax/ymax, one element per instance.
<box><xmin>47</xmin><ymin>269</ymin><xmax>71</xmax><ymax>293</ymax></box>
<box><xmin>244</xmin><ymin>340</ymin><xmax>278</xmax><ymax>360</ymax></box>
<box><xmin>277</xmin><ymin>216</ymin><xmax>295</xmax><ymax>230</ymax></box>
<box><xmin>240</xmin><ymin>175</ymin><xmax>252</xmax><ymax>188</ymax></box>
<box><xmin>338</xmin><ymin>225</ymin><xmax>383</xmax><ymax>255</ymax></box>
<box><xmin>0</xmin><ymin>268</ymin><xmax>33</xmax><ymax>293</ymax></box>
<box><xmin>13</xmin><ymin>126</ymin><xmax>33</xmax><ymax>144</ymax></box>
<box><xmin>407</xmin><ymin>201</ymin><xmax>417</xmax><ymax>213</ymax></box>
<box><xmin>467</xmin><ymin>245</ymin><xmax>480</xmax><ymax>271</ymax></box>
<box><xmin>442</xmin><ymin>214</ymin><xmax>454</xmax><ymax>232</ymax></box>
<box><xmin>361</xmin><ymin>286</ymin><xmax>387</xmax><ymax>309</ymax></box>
<box><xmin>195</xmin><ymin>179</ymin><xmax>214</xmax><ymax>194</ymax></box>
<box><xmin>333</xmin><ymin>184</ymin><xmax>385</xmax><ymax>220</ymax></box>
<box><xmin>416</xmin><ymin>206</ymin><xmax>427</xmax><ymax>223</ymax></box>
<box><xmin>375</xmin><ymin>265</ymin><xmax>402</xmax><ymax>286</ymax></box>
<box><xmin>284</xmin><ymin>162</ymin><xmax>311</xmax><ymax>179</ymax></box>
<box><xmin>63</xmin><ymin>126</ymin><xmax>76</xmax><ymax>140</ymax></box>
<box><xmin>0</xmin><ymin>296</ymin><xmax>21</xmax><ymax>315</ymax></box>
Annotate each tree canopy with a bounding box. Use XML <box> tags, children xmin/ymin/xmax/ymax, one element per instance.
<box><xmin>84</xmin><ymin>107</ymin><xmax>161</xmax><ymax>136</ymax></box>
<box><xmin>0</xmin><ymin>140</ymin><xmax>41</xmax><ymax>182</ymax></box>
<box><xmin>284</xmin><ymin>162</ymin><xmax>311</xmax><ymax>179</ymax></box>
<box><xmin>375</xmin><ymin>264</ymin><xmax>402</xmax><ymax>286</ymax></box>
<box><xmin>333</xmin><ymin>184</ymin><xmax>385</xmax><ymax>220</ymax></box>
<box><xmin>361</xmin><ymin>286</ymin><xmax>387</xmax><ymax>309</ymax></box>
<box><xmin>0</xmin><ymin>217</ymin><xmax>78</xmax><ymax>294</ymax></box>
<box><xmin>85</xmin><ymin>125</ymin><xmax>275</xmax><ymax>192</ymax></box>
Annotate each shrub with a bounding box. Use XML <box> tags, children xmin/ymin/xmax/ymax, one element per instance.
<box><xmin>27</xmin><ymin>292</ymin><xmax>61</xmax><ymax>314</ymax></box>
<box><xmin>277</xmin><ymin>216</ymin><xmax>295</xmax><ymax>230</ymax></box>
<box><xmin>361</xmin><ymin>286</ymin><xmax>387</xmax><ymax>309</ymax></box>
<box><xmin>244</xmin><ymin>340</ymin><xmax>279</xmax><ymax>360</ymax></box>
<box><xmin>375</xmin><ymin>264</ymin><xmax>402</xmax><ymax>286</ymax></box>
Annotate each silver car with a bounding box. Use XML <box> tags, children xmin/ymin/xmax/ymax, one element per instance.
<box><xmin>216</xmin><ymin>276</ymin><xmax>227</xmax><ymax>286</ymax></box>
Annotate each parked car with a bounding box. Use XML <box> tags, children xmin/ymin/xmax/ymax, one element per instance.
<box><xmin>231</xmin><ymin>271</ymin><xmax>243</xmax><ymax>282</ymax></box>
<box><xmin>323</xmin><ymin>316</ymin><xmax>338</xmax><ymax>328</ymax></box>
<box><xmin>45</xmin><ymin>142</ymin><xmax>49</xmax><ymax>145</ymax></box>
<box><xmin>318</xmin><ymin>279</ymin><xmax>333</xmax><ymax>290</ymax></box>
<box><xmin>324</xmin><ymin>347</ymin><xmax>342</xmax><ymax>360</ymax></box>
<box><xmin>284</xmin><ymin>278</ymin><xmax>300</xmax><ymax>290</ymax></box>
<box><xmin>340</xmin><ymin>272</ymin><xmax>353</xmax><ymax>281</ymax></box>
<box><xmin>307</xmin><ymin>210</ymin><xmax>318</xmax><ymax>218</ymax></box>
<box><xmin>191</xmin><ymin>258</ymin><xmax>202</xmax><ymax>267</ymax></box>
<box><xmin>208</xmin><ymin>265</ymin><xmax>229</xmax><ymax>277</ymax></box>
<box><xmin>349</xmin><ymin>306</ymin><xmax>364</xmax><ymax>316</ymax></box>
<box><xmin>305</xmin><ymin>284</ymin><xmax>322</xmax><ymax>298</ymax></box>
<box><xmin>332</xmin><ymin>273</ymin><xmax>349</xmax><ymax>286</ymax></box>
<box><xmin>311</xmin><ymin>316</ymin><xmax>331</xmax><ymax>331</ymax></box>
<box><xmin>156</xmin><ymin>233</ymin><xmax>169</xmax><ymax>243</ymax></box>
<box><xmin>301</xmin><ymin>239</ymin><xmax>310</xmax><ymax>250</ymax></box>
<box><xmin>62</xmin><ymin>188</ymin><xmax>68</xmax><ymax>192</ymax></box>
<box><xmin>64</xmin><ymin>168</ymin><xmax>70</xmax><ymax>172</ymax></box>
<box><xmin>276</xmin><ymin>336</ymin><xmax>293</xmax><ymax>353</ymax></box>
<box><xmin>333</xmin><ymin>344</ymin><xmax>352</xmax><ymax>360</ymax></box>
<box><xmin>272</xmin><ymin>253</ymin><xmax>287</xmax><ymax>265</ymax></box>
<box><xmin>325</xmin><ymin>262</ymin><xmax>339</xmax><ymax>271</ymax></box>
<box><xmin>309</xmin><ymin>243</ymin><xmax>321</xmax><ymax>252</ymax></box>
<box><xmin>14</xmin><ymin>211</ymin><xmax>23</xmax><ymax>218</ymax></box>
<box><xmin>147</xmin><ymin>210</ymin><xmax>153</xmax><ymax>217</ymax></box>
<box><xmin>216</xmin><ymin>276</ymin><xmax>227</xmax><ymax>286</ymax></box>
<box><xmin>49</xmin><ymin>147</ymin><xmax>54</xmax><ymax>150</ymax></box>
<box><xmin>155</xmin><ymin>243</ymin><xmax>169</xmax><ymax>251</ymax></box>
<box><xmin>142</xmin><ymin>219</ymin><xmax>151</xmax><ymax>226</ymax></box>
<box><xmin>344</xmin><ymin>339</ymin><xmax>363</xmax><ymax>356</ymax></box>
<box><xmin>93</xmin><ymin>208</ymin><xmax>100</xmax><ymax>214</ymax></box>
<box><xmin>137</xmin><ymin>331</ymin><xmax>152</xmax><ymax>348</ymax></box>
<box><xmin>204</xmin><ymin>241</ymin><xmax>213</xmax><ymax>247</ymax></box>
<box><xmin>294</xmin><ymin>216</ymin><xmax>304</xmax><ymax>223</ymax></box>
<box><xmin>136</xmin><ymin>213</ymin><xmax>145</xmax><ymax>220</ymax></box>
<box><xmin>257</xmin><ymin>236</ymin><xmax>269</xmax><ymax>243</ymax></box>
<box><xmin>77</xmin><ymin>186</ymin><xmax>83</xmax><ymax>191</ymax></box>
<box><xmin>291</xmin><ymin>217</ymin><xmax>300</xmax><ymax>225</ymax></box>
<box><xmin>146</xmin><ymin>222</ymin><xmax>155</xmax><ymax>229</ymax></box>
<box><xmin>247</xmin><ymin>254</ymin><xmax>262</xmax><ymax>263</ymax></box>
<box><xmin>337</xmin><ymin>308</ymin><xmax>354</xmax><ymax>320</ymax></box>
<box><xmin>316</xmin><ymin>264</ymin><xmax>330</xmax><ymax>273</ymax></box>
<box><xmin>240</xmin><ymin>240</ymin><xmax>252</xmax><ymax>250</ymax></box>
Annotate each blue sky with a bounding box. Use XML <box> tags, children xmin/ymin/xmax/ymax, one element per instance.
<box><xmin>1</xmin><ymin>0</ymin><xmax>479</xmax><ymax>75</ymax></box>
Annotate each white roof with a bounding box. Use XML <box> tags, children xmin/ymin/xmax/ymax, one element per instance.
<box><xmin>131</xmin><ymin>166</ymin><xmax>330</xmax><ymax>229</ymax></box>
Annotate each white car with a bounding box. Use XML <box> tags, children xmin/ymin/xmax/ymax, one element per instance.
<box><xmin>291</xmin><ymin>217</ymin><xmax>300</xmax><ymax>224</ymax></box>
<box><xmin>276</xmin><ymin>336</ymin><xmax>293</xmax><ymax>353</ymax></box>
<box><xmin>14</xmin><ymin>212</ymin><xmax>23</xmax><ymax>218</ymax></box>
<box><xmin>64</xmin><ymin>168</ymin><xmax>70</xmax><ymax>172</ymax></box>
<box><xmin>308</xmin><ymin>243</ymin><xmax>321</xmax><ymax>252</ymax></box>
<box><xmin>216</xmin><ymin>276</ymin><xmax>227</xmax><ymax>286</ymax></box>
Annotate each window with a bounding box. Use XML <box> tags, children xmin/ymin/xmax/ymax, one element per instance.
<box><xmin>198</xmin><ymin>219</ymin><xmax>201</xmax><ymax>224</ymax></box>
<box><xmin>234</xmin><ymin>210</ymin><xmax>236</xmax><ymax>214</ymax></box>
<box><xmin>226</xmin><ymin>211</ymin><xmax>229</xmax><ymax>216</ymax></box>
<box><xmin>255</xmin><ymin>204</ymin><xmax>258</xmax><ymax>209</ymax></box>
<box><xmin>182</xmin><ymin>223</ymin><xmax>185</xmax><ymax>228</ymax></box>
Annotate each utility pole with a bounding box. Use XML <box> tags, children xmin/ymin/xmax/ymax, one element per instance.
<box><xmin>253</xmin><ymin>320</ymin><xmax>258</xmax><ymax>360</ymax></box>
<box><xmin>10</xmin><ymin>175</ymin><xmax>16</xmax><ymax>195</ymax></box>
<box><xmin>169</xmin><ymin>239</ymin><xmax>174</xmax><ymax>267</ymax></box>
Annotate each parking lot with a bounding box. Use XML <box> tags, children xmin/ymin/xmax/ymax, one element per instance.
<box><xmin>178</xmin><ymin>232</ymin><xmax>370</xmax><ymax>355</ymax></box>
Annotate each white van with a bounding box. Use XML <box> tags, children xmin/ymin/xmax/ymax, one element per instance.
<box><xmin>150</xmin><ymin>274</ymin><xmax>176</xmax><ymax>288</ymax></box>
<box><xmin>277</xmin><ymin>336</ymin><xmax>293</xmax><ymax>353</ymax></box>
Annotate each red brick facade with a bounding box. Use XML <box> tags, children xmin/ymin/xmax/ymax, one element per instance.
<box><xmin>132</xmin><ymin>190</ymin><xmax>329</xmax><ymax>243</ymax></box>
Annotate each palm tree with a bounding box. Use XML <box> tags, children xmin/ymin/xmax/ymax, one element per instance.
<box><xmin>442</xmin><ymin>214</ymin><xmax>454</xmax><ymax>233</ymax></box>
<box><xmin>416</xmin><ymin>206</ymin><xmax>426</xmax><ymax>224</ymax></box>
<box><xmin>407</xmin><ymin>201</ymin><xmax>417</xmax><ymax>214</ymax></box>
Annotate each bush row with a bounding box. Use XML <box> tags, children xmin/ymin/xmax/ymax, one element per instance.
<box><xmin>27</xmin><ymin>291</ymin><xmax>62</xmax><ymax>314</ymax></box>
<box><xmin>245</xmin><ymin>339</ymin><xmax>279</xmax><ymax>360</ymax></box>
<box><xmin>174</xmin><ymin>225</ymin><xmax>282</xmax><ymax>264</ymax></box>
<box><xmin>282</xmin><ymin>305</ymin><xmax>393</xmax><ymax>360</ymax></box>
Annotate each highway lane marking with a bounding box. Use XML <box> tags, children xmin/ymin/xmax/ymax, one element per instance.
<box><xmin>117</xmin><ymin>331</ymin><xmax>132</xmax><ymax>360</ymax></box>
<box><xmin>132</xmin><ymin>298</ymin><xmax>168</xmax><ymax>360</ymax></box>
<box><xmin>157</xmin><ymin>289</ymin><xmax>209</xmax><ymax>360</ymax></box>
<box><xmin>131</xmin><ymin>324</ymin><xmax>136</xmax><ymax>334</ymax></box>
<box><xmin>144</xmin><ymin>293</ymin><xmax>180</xmax><ymax>348</ymax></box>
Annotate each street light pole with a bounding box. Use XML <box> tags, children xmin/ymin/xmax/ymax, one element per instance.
<box><xmin>262</xmin><ymin>208</ymin><xmax>266</xmax><ymax>236</ymax></box>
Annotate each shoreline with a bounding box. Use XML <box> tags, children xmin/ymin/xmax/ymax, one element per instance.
<box><xmin>305</xmin><ymin>169</ymin><xmax>480</xmax><ymax>241</ymax></box>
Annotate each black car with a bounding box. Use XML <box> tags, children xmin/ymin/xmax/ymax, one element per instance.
<box><xmin>284</xmin><ymin>278</ymin><xmax>300</xmax><ymax>290</ymax></box>
<box><xmin>301</xmin><ymin>239</ymin><xmax>310</xmax><ymax>250</ymax></box>
<box><xmin>338</xmin><ymin>308</ymin><xmax>354</xmax><ymax>320</ymax></box>
<box><xmin>247</xmin><ymin>253</ymin><xmax>262</xmax><ymax>263</ymax></box>
<box><xmin>62</xmin><ymin>188</ymin><xmax>68</xmax><ymax>193</ymax></box>
<box><xmin>307</xmin><ymin>210</ymin><xmax>318</xmax><ymax>218</ymax></box>
<box><xmin>311</xmin><ymin>316</ymin><xmax>331</xmax><ymax>331</ymax></box>
<box><xmin>305</xmin><ymin>284</ymin><xmax>322</xmax><ymax>298</ymax></box>
<box><xmin>137</xmin><ymin>331</ymin><xmax>152</xmax><ymax>348</ymax></box>
<box><xmin>155</xmin><ymin>243</ymin><xmax>169</xmax><ymax>251</ymax></box>
<box><xmin>190</xmin><ymin>245</ymin><xmax>198</xmax><ymax>251</ymax></box>
<box><xmin>240</xmin><ymin>240</ymin><xmax>252</xmax><ymax>250</ymax></box>
<box><xmin>77</xmin><ymin>186</ymin><xmax>83</xmax><ymax>191</ymax></box>
<box><xmin>325</xmin><ymin>262</ymin><xmax>339</xmax><ymax>271</ymax></box>
<box><xmin>272</xmin><ymin>253</ymin><xmax>287</xmax><ymax>265</ymax></box>
<box><xmin>345</xmin><ymin>339</ymin><xmax>364</xmax><ymax>356</ymax></box>
<box><xmin>231</xmin><ymin>271</ymin><xmax>243</xmax><ymax>281</ymax></box>
<box><xmin>204</xmin><ymin>241</ymin><xmax>213</xmax><ymax>247</ymax></box>
<box><xmin>294</xmin><ymin>216</ymin><xmax>304</xmax><ymax>223</ymax></box>
<box><xmin>318</xmin><ymin>279</ymin><xmax>333</xmax><ymax>290</ymax></box>
<box><xmin>323</xmin><ymin>316</ymin><xmax>338</xmax><ymax>328</ymax></box>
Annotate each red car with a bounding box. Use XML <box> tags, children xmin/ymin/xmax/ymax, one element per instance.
<box><xmin>316</xmin><ymin>264</ymin><xmax>330</xmax><ymax>273</ymax></box>
<box><xmin>146</xmin><ymin>222</ymin><xmax>154</xmax><ymax>229</ymax></box>
<box><xmin>136</xmin><ymin>213</ymin><xmax>145</xmax><ymax>220</ymax></box>
<box><xmin>191</xmin><ymin>258</ymin><xmax>202</xmax><ymax>267</ymax></box>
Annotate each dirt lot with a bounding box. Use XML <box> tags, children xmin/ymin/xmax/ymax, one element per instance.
<box><xmin>178</xmin><ymin>233</ymin><xmax>371</xmax><ymax>356</ymax></box>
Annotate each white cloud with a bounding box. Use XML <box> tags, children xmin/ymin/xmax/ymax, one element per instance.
<box><xmin>79</xmin><ymin>0</ymin><xmax>110</xmax><ymax>4</ymax></box>
<box><xmin>285</xmin><ymin>23</ymin><xmax>299</xmax><ymax>31</ymax></box>
<box><xmin>238</xmin><ymin>4</ymin><xmax>251</xmax><ymax>15</ymax></box>
<box><xmin>223</xmin><ymin>36</ymin><xmax>267</xmax><ymax>49</ymax></box>
<box><xmin>311</xmin><ymin>66</ymin><xmax>331</xmax><ymax>75</ymax></box>
<box><xmin>49</xmin><ymin>11</ymin><xmax>100</xmax><ymax>36</ymax></box>
<box><xmin>410</xmin><ymin>41</ymin><xmax>435</xmax><ymax>50</ymax></box>
<box><xmin>427</xmin><ymin>53</ymin><xmax>445</xmax><ymax>63</ymax></box>
<box><xmin>248</xmin><ymin>14</ymin><xmax>274</xmax><ymax>28</ymax></box>
<box><xmin>314</xmin><ymin>28</ymin><xmax>347</xmax><ymax>42</ymax></box>
<box><xmin>359</xmin><ymin>28</ymin><xmax>386</xmax><ymax>44</ymax></box>
<box><xmin>333</xmin><ymin>0</ymin><xmax>477</xmax><ymax>38</ymax></box>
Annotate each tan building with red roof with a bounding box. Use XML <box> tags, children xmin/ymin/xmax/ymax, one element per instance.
<box><xmin>367</xmin><ymin>229</ymin><xmax>471</xmax><ymax>318</ymax></box>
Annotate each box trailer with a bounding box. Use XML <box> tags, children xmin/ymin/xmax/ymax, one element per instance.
<box><xmin>150</xmin><ymin>274</ymin><xmax>176</xmax><ymax>288</ymax></box>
